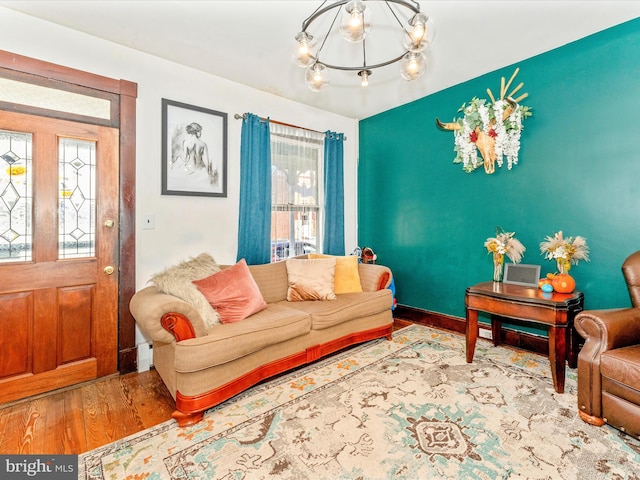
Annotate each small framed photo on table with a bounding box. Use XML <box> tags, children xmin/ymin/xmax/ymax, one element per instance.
<box><xmin>503</xmin><ymin>263</ymin><xmax>541</xmax><ymax>287</ymax></box>
<box><xmin>161</xmin><ymin>98</ymin><xmax>227</xmax><ymax>197</ymax></box>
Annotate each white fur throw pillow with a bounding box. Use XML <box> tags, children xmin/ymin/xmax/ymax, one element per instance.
<box><xmin>149</xmin><ymin>253</ymin><xmax>221</xmax><ymax>328</ymax></box>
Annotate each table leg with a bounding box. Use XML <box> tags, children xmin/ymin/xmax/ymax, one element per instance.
<box><xmin>491</xmin><ymin>316</ymin><xmax>502</xmax><ymax>346</ymax></box>
<box><xmin>547</xmin><ymin>325</ymin><xmax>566</xmax><ymax>393</ymax></box>
<box><xmin>466</xmin><ymin>308</ymin><xmax>478</xmax><ymax>363</ymax></box>
<box><xmin>567</xmin><ymin>323</ymin><xmax>579</xmax><ymax>369</ymax></box>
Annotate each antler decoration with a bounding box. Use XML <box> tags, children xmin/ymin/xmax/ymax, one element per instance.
<box><xmin>487</xmin><ymin>67</ymin><xmax>529</xmax><ymax>104</ymax></box>
<box><xmin>436</xmin><ymin>68</ymin><xmax>532</xmax><ymax>174</ymax></box>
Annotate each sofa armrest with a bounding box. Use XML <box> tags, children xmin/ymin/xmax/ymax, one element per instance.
<box><xmin>130</xmin><ymin>286</ymin><xmax>205</xmax><ymax>344</ymax></box>
<box><xmin>161</xmin><ymin>312</ymin><xmax>197</xmax><ymax>342</ymax></box>
<box><xmin>358</xmin><ymin>263</ymin><xmax>393</xmax><ymax>292</ymax></box>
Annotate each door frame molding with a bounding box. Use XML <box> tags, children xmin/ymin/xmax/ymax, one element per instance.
<box><xmin>0</xmin><ymin>49</ymin><xmax>138</xmax><ymax>373</ymax></box>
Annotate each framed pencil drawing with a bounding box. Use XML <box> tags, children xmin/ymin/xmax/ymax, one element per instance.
<box><xmin>161</xmin><ymin>99</ymin><xmax>227</xmax><ymax>197</ymax></box>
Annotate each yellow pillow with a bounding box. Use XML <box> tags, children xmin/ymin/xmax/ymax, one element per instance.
<box><xmin>308</xmin><ymin>253</ymin><xmax>363</xmax><ymax>294</ymax></box>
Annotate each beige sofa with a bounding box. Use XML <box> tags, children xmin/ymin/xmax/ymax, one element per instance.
<box><xmin>130</xmin><ymin>257</ymin><xmax>394</xmax><ymax>426</ymax></box>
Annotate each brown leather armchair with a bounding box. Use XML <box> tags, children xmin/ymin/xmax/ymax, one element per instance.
<box><xmin>575</xmin><ymin>250</ymin><xmax>640</xmax><ymax>439</ymax></box>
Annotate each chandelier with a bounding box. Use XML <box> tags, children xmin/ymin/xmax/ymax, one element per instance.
<box><xmin>294</xmin><ymin>0</ymin><xmax>435</xmax><ymax>91</ymax></box>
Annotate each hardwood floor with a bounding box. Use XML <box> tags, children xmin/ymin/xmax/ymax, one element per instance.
<box><xmin>0</xmin><ymin>370</ymin><xmax>175</xmax><ymax>455</ymax></box>
<box><xmin>0</xmin><ymin>320</ymin><xmax>412</xmax><ymax>455</ymax></box>
<box><xmin>392</xmin><ymin>317</ymin><xmax>414</xmax><ymax>330</ymax></box>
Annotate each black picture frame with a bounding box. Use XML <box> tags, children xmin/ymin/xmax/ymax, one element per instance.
<box><xmin>503</xmin><ymin>263</ymin><xmax>541</xmax><ymax>288</ymax></box>
<box><xmin>161</xmin><ymin>98</ymin><xmax>227</xmax><ymax>197</ymax></box>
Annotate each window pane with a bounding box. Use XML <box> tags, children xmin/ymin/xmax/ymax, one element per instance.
<box><xmin>0</xmin><ymin>130</ymin><xmax>32</xmax><ymax>262</ymax></box>
<box><xmin>271</xmin><ymin>210</ymin><xmax>317</xmax><ymax>262</ymax></box>
<box><xmin>270</xmin><ymin>124</ymin><xmax>324</xmax><ymax>262</ymax></box>
<box><xmin>59</xmin><ymin>138</ymin><xmax>96</xmax><ymax>259</ymax></box>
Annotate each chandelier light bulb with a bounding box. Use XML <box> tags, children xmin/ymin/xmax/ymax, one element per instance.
<box><xmin>409</xmin><ymin>13</ymin><xmax>427</xmax><ymax>40</ymax></box>
<box><xmin>403</xmin><ymin>14</ymin><xmax>435</xmax><ymax>52</ymax></box>
<box><xmin>339</xmin><ymin>0</ymin><xmax>371</xmax><ymax>43</ymax></box>
<box><xmin>294</xmin><ymin>31</ymin><xmax>316</xmax><ymax>67</ymax></box>
<box><xmin>305</xmin><ymin>63</ymin><xmax>330</xmax><ymax>91</ymax></box>
<box><xmin>358</xmin><ymin>69</ymin><xmax>371</xmax><ymax>87</ymax></box>
<box><xmin>400</xmin><ymin>52</ymin><xmax>426</xmax><ymax>81</ymax></box>
<box><xmin>350</xmin><ymin>11</ymin><xmax>362</xmax><ymax>28</ymax></box>
<box><xmin>412</xmin><ymin>24</ymin><xmax>425</xmax><ymax>41</ymax></box>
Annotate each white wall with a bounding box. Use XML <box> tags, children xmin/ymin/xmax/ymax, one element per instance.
<box><xmin>0</xmin><ymin>8</ymin><xmax>359</xmax><ymax>319</ymax></box>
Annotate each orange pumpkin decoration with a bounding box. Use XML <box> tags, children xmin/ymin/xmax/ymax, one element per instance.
<box><xmin>551</xmin><ymin>273</ymin><xmax>576</xmax><ymax>293</ymax></box>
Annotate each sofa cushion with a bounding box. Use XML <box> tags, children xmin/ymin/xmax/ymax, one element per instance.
<box><xmin>149</xmin><ymin>253</ymin><xmax>221</xmax><ymax>328</ymax></box>
<box><xmin>193</xmin><ymin>259</ymin><xmax>267</xmax><ymax>324</ymax></box>
<box><xmin>276</xmin><ymin>289</ymin><xmax>392</xmax><ymax>330</ymax></box>
<box><xmin>248</xmin><ymin>261</ymin><xmax>289</xmax><ymax>303</ymax></box>
<box><xmin>286</xmin><ymin>258</ymin><xmax>337</xmax><ymax>301</ymax></box>
<box><xmin>173</xmin><ymin>304</ymin><xmax>311</xmax><ymax>371</ymax></box>
<box><xmin>308</xmin><ymin>253</ymin><xmax>363</xmax><ymax>294</ymax></box>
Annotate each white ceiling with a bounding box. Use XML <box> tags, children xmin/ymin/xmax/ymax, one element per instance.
<box><xmin>2</xmin><ymin>1</ymin><xmax>640</xmax><ymax>119</ymax></box>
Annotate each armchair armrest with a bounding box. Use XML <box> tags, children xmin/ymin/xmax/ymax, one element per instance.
<box><xmin>575</xmin><ymin>308</ymin><xmax>640</xmax><ymax>353</ymax></box>
<box><xmin>130</xmin><ymin>286</ymin><xmax>205</xmax><ymax>344</ymax></box>
<box><xmin>575</xmin><ymin>307</ymin><xmax>640</xmax><ymax>421</ymax></box>
<box><xmin>358</xmin><ymin>263</ymin><xmax>393</xmax><ymax>292</ymax></box>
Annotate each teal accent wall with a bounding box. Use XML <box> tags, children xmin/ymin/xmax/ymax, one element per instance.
<box><xmin>358</xmin><ymin>18</ymin><xmax>640</xmax><ymax>320</ymax></box>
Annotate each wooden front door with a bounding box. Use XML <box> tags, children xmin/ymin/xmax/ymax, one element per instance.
<box><xmin>0</xmin><ymin>111</ymin><xmax>119</xmax><ymax>403</ymax></box>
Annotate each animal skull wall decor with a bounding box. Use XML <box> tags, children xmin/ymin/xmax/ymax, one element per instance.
<box><xmin>436</xmin><ymin>68</ymin><xmax>532</xmax><ymax>174</ymax></box>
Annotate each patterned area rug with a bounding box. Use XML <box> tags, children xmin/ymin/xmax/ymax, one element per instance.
<box><xmin>80</xmin><ymin>325</ymin><xmax>640</xmax><ymax>479</ymax></box>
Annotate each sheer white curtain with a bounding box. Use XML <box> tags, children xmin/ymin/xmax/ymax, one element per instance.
<box><xmin>269</xmin><ymin>123</ymin><xmax>324</xmax><ymax>261</ymax></box>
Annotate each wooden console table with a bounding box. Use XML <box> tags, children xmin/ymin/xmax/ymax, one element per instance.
<box><xmin>465</xmin><ymin>281</ymin><xmax>584</xmax><ymax>393</ymax></box>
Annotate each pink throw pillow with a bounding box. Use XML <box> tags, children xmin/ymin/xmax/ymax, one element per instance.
<box><xmin>193</xmin><ymin>259</ymin><xmax>267</xmax><ymax>324</ymax></box>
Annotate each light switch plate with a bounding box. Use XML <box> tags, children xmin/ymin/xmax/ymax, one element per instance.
<box><xmin>142</xmin><ymin>213</ymin><xmax>155</xmax><ymax>230</ymax></box>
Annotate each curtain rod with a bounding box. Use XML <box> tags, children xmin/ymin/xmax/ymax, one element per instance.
<box><xmin>234</xmin><ymin>113</ymin><xmax>347</xmax><ymax>141</ymax></box>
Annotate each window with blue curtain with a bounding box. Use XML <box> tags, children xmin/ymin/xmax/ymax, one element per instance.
<box><xmin>237</xmin><ymin>115</ymin><xmax>345</xmax><ymax>264</ymax></box>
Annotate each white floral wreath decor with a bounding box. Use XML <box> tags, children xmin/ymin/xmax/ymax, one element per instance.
<box><xmin>436</xmin><ymin>68</ymin><xmax>532</xmax><ymax>174</ymax></box>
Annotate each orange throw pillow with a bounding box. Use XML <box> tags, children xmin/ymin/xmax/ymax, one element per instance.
<box><xmin>193</xmin><ymin>259</ymin><xmax>267</xmax><ymax>324</ymax></box>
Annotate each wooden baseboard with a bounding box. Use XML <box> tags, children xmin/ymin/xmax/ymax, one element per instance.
<box><xmin>393</xmin><ymin>305</ymin><xmax>551</xmax><ymax>358</ymax></box>
<box><xmin>119</xmin><ymin>346</ymin><xmax>138</xmax><ymax>374</ymax></box>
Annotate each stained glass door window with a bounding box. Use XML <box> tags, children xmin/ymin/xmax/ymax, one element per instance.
<box><xmin>0</xmin><ymin>129</ymin><xmax>32</xmax><ymax>262</ymax></box>
<box><xmin>59</xmin><ymin>138</ymin><xmax>96</xmax><ymax>259</ymax></box>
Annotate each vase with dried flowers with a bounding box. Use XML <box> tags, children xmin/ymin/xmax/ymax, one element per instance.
<box><xmin>484</xmin><ymin>227</ymin><xmax>526</xmax><ymax>282</ymax></box>
<box><xmin>539</xmin><ymin>231</ymin><xmax>590</xmax><ymax>274</ymax></box>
